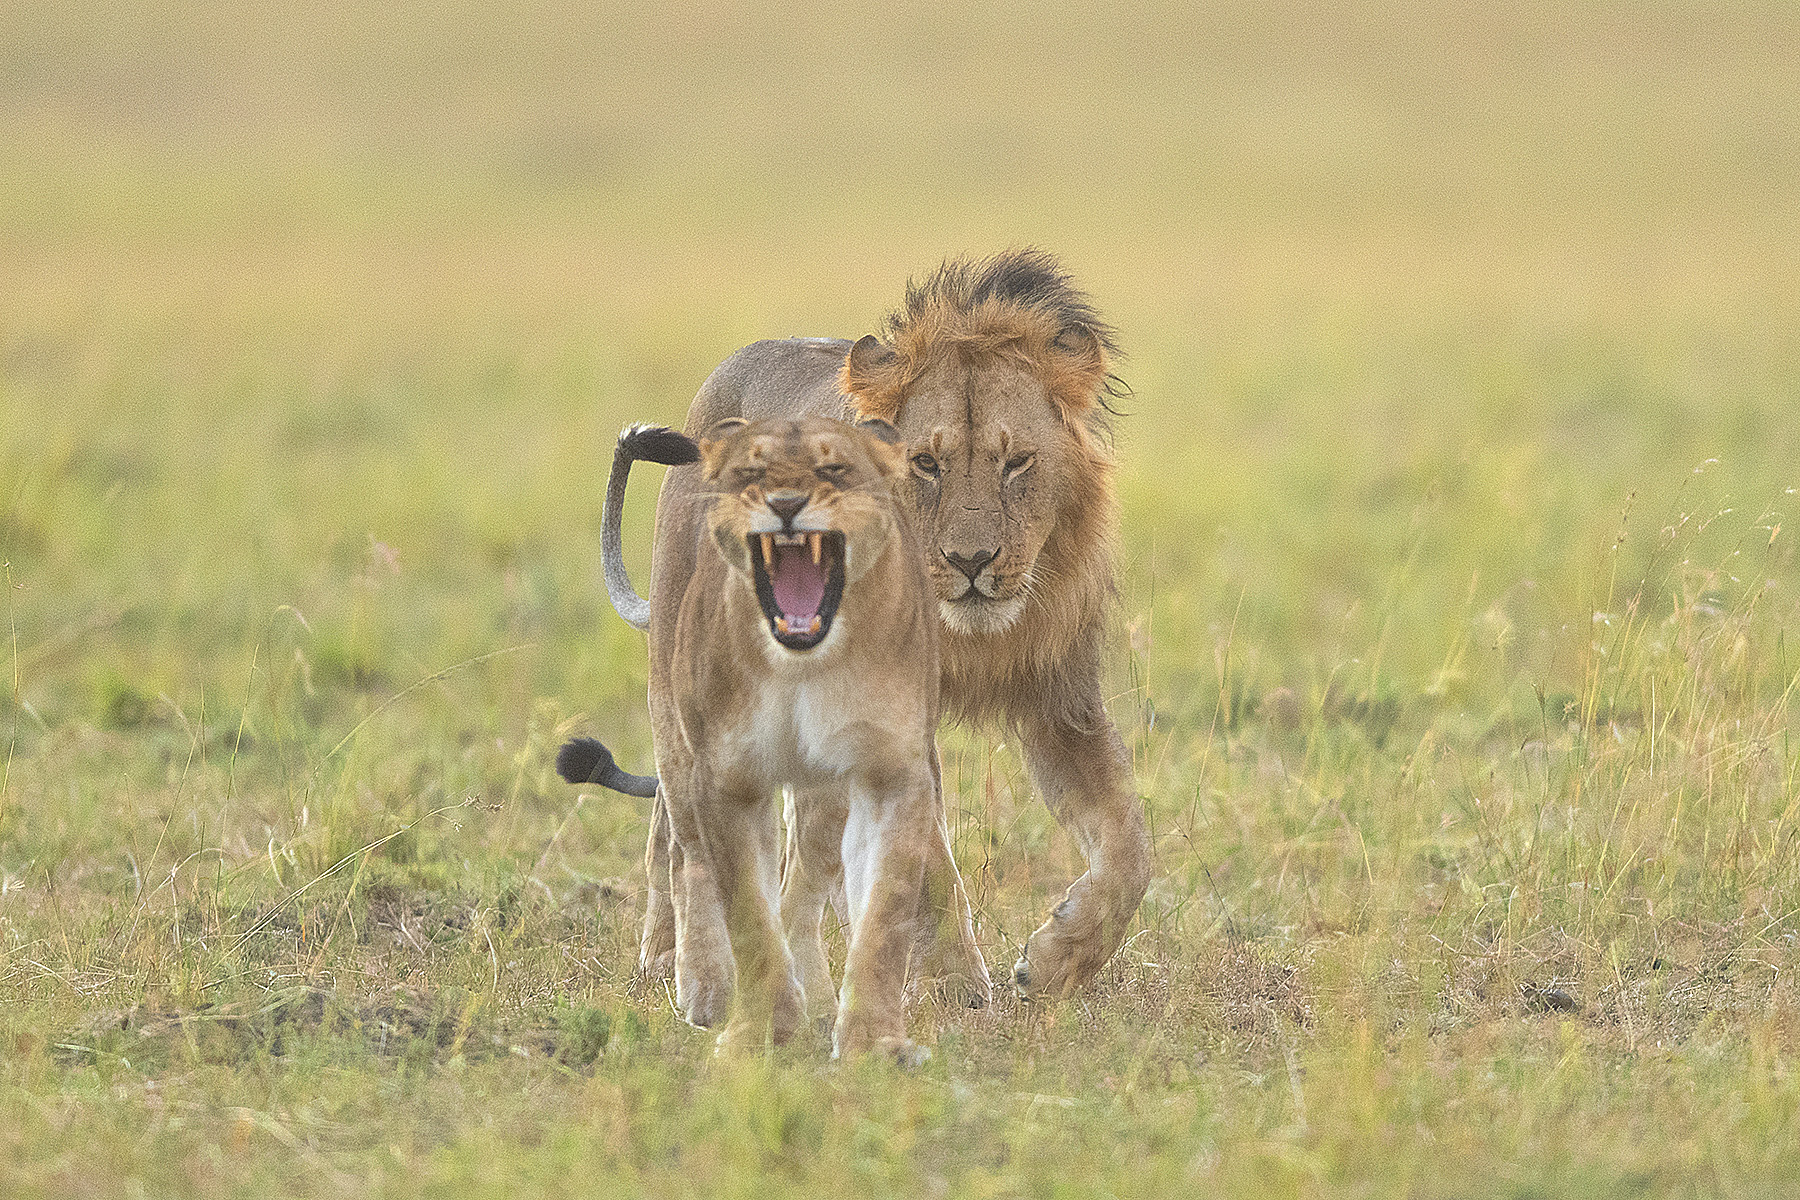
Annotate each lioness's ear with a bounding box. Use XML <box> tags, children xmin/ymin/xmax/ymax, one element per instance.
<box><xmin>698</xmin><ymin>417</ymin><xmax>749</xmax><ymax>480</ymax></box>
<box><xmin>1048</xmin><ymin>323</ymin><xmax>1110</xmax><ymax>418</ymax></box>
<box><xmin>840</xmin><ymin>335</ymin><xmax>905</xmax><ymax>422</ymax></box>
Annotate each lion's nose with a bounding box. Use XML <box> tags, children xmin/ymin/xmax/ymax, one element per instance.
<box><xmin>943</xmin><ymin>548</ymin><xmax>997</xmax><ymax>582</ymax></box>
<box><xmin>765</xmin><ymin>494</ymin><xmax>808</xmax><ymax>526</ymax></box>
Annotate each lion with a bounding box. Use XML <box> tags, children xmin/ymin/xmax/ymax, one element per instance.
<box><xmin>561</xmin><ymin>415</ymin><xmax>958</xmax><ymax>1059</ymax></box>
<box><xmin>595</xmin><ymin>249</ymin><xmax>1152</xmax><ymax>1008</ymax></box>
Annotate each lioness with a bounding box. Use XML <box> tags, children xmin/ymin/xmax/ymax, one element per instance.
<box><xmin>562</xmin><ymin>415</ymin><xmax>945</xmax><ymax>1058</ymax></box>
<box><xmin>601</xmin><ymin>250</ymin><xmax>1152</xmax><ymax>1006</ymax></box>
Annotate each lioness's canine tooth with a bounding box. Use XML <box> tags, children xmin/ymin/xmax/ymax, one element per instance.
<box><xmin>776</xmin><ymin>616</ymin><xmax>790</xmax><ymax>633</ymax></box>
<box><xmin>807</xmin><ymin>615</ymin><xmax>821</xmax><ymax>633</ymax></box>
<box><xmin>809</xmin><ymin>532</ymin><xmax>821</xmax><ymax>564</ymax></box>
<box><xmin>760</xmin><ymin>533</ymin><xmax>774</xmax><ymax>565</ymax></box>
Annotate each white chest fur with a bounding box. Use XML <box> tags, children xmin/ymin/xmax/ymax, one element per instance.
<box><xmin>709</xmin><ymin>651</ymin><xmax>877</xmax><ymax>788</ymax></box>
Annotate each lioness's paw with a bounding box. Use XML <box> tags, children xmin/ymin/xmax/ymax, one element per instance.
<box><xmin>714</xmin><ymin>1017</ymin><xmax>797</xmax><ymax>1054</ymax></box>
<box><xmin>677</xmin><ymin>974</ymin><xmax>732</xmax><ymax>1030</ymax></box>
<box><xmin>636</xmin><ymin>948</ymin><xmax>676</xmax><ymax>982</ymax></box>
<box><xmin>832</xmin><ymin>1032</ymin><xmax>930</xmax><ymax>1068</ymax></box>
<box><xmin>800</xmin><ymin>989</ymin><xmax>839</xmax><ymax>1025</ymax></box>
<box><xmin>875</xmin><ymin>1036</ymin><xmax>931</xmax><ymax>1069</ymax></box>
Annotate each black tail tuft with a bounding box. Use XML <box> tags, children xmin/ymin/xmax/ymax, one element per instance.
<box><xmin>619</xmin><ymin>424</ymin><xmax>701</xmax><ymax>466</ymax></box>
<box><xmin>556</xmin><ymin>736</ymin><xmax>615</xmax><ymax>784</ymax></box>
<box><xmin>556</xmin><ymin>736</ymin><xmax>660</xmax><ymax>797</ymax></box>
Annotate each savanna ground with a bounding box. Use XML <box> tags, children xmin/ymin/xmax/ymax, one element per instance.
<box><xmin>4</xmin><ymin>1</ymin><xmax>1800</xmax><ymax>1195</ymax></box>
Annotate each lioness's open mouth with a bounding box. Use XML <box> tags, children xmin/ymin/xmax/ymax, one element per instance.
<box><xmin>749</xmin><ymin>530</ymin><xmax>847</xmax><ymax>650</ymax></box>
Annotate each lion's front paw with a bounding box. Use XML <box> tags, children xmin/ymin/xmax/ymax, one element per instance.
<box><xmin>1013</xmin><ymin>916</ymin><xmax>1107</xmax><ymax>1002</ymax></box>
<box><xmin>910</xmin><ymin>967</ymin><xmax>992</xmax><ymax>1010</ymax></box>
<box><xmin>912</xmin><ymin>936</ymin><xmax>993</xmax><ymax>1010</ymax></box>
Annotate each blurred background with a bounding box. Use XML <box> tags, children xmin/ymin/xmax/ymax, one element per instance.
<box><xmin>4</xmin><ymin>0</ymin><xmax>1799</xmax><ymax>789</ymax></box>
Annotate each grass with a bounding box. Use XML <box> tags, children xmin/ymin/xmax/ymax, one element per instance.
<box><xmin>4</xmin><ymin>0</ymin><xmax>1800</xmax><ymax>1195</ymax></box>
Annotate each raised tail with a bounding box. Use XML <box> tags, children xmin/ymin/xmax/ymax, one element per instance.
<box><xmin>555</xmin><ymin>736</ymin><xmax>659</xmax><ymax>798</ymax></box>
<box><xmin>602</xmin><ymin>423</ymin><xmax>701</xmax><ymax>631</ymax></box>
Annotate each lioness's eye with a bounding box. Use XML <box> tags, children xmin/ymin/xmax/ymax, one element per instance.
<box><xmin>911</xmin><ymin>453</ymin><xmax>940</xmax><ymax>479</ymax></box>
<box><xmin>1005</xmin><ymin>453</ymin><xmax>1035</xmax><ymax>479</ymax></box>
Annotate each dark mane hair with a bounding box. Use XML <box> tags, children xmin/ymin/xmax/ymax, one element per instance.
<box><xmin>846</xmin><ymin>248</ymin><xmax>1129</xmax><ymax>424</ymax></box>
<box><xmin>889</xmin><ymin>248</ymin><xmax>1122</xmax><ymax>361</ymax></box>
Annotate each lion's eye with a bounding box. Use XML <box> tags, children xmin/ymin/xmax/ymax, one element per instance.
<box><xmin>1004</xmin><ymin>453</ymin><xmax>1035</xmax><ymax>480</ymax></box>
<box><xmin>911</xmin><ymin>453</ymin><xmax>940</xmax><ymax>479</ymax></box>
<box><xmin>815</xmin><ymin>462</ymin><xmax>850</xmax><ymax>482</ymax></box>
<box><xmin>731</xmin><ymin>467</ymin><xmax>765</xmax><ymax>487</ymax></box>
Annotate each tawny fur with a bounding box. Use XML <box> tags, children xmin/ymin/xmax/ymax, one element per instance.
<box><xmin>842</xmin><ymin>250</ymin><xmax>1123</xmax><ymax>730</ymax></box>
<box><xmin>639</xmin><ymin>416</ymin><xmax>961</xmax><ymax>1060</ymax></box>
<box><xmin>613</xmin><ymin>249</ymin><xmax>1150</xmax><ymax>1009</ymax></box>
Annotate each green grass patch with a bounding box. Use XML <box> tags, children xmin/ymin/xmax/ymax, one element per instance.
<box><xmin>5</xmin><ymin>1</ymin><xmax>1800</xmax><ymax>1195</ymax></box>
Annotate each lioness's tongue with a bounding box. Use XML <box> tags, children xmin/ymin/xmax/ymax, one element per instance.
<box><xmin>770</xmin><ymin>543</ymin><xmax>827</xmax><ymax>625</ymax></box>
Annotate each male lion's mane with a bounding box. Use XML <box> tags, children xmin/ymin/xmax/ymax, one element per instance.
<box><xmin>840</xmin><ymin>248</ymin><xmax>1127</xmax><ymax>733</ymax></box>
<box><xmin>843</xmin><ymin>248</ymin><xmax>1127</xmax><ymax>431</ymax></box>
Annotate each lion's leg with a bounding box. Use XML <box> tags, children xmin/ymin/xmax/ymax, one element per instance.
<box><xmin>708</xmin><ymin>793</ymin><xmax>805</xmax><ymax>1051</ymax></box>
<box><xmin>662</xmin><ymin>775</ymin><xmax>735</xmax><ymax>1030</ymax></box>
<box><xmin>638</xmin><ymin>790</ymin><xmax>676</xmax><ymax>980</ymax></box>
<box><xmin>908</xmin><ymin>748</ymin><xmax>991</xmax><ymax>1009</ymax></box>
<box><xmin>779</xmin><ymin>785</ymin><xmax>847</xmax><ymax>1027</ymax></box>
<box><xmin>1013</xmin><ymin>703</ymin><xmax>1152</xmax><ymax>1002</ymax></box>
<box><xmin>834</xmin><ymin>768</ymin><xmax>933</xmax><ymax>1064</ymax></box>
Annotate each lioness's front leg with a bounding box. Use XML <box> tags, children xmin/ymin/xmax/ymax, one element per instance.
<box><xmin>661</xmin><ymin>770</ymin><xmax>735</xmax><ymax>1030</ymax></box>
<box><xmin>780</xmin><ymin>785</ymin><xmax>848</xmax><ymax>1027</ymax></box>
<box><xmin>705</xmin><ymin>791</ymin><xmax>805</xmax><ymax>1051</ymax></box>
<box><xmin>835</xmin><ymin>766</ymin><xmax>934</xmax><ymax>1062</ymax></box>
<box><xmin>1012</xmin><ymin>695</ymin><xmax>1152</xmax><ymax>1002</ymax></box>
<box><xmin>786</xmin><ymin>770</ymin><xmax>992</xmax><ymax>1021</ymax></box>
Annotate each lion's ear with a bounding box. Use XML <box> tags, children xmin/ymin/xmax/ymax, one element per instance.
<box><xmin>855</xmin><ymin>417</ymin><xmax>901</xmax><ymax>445</ymax></box>
<box><xmin>1048</xmin><ymin>323</ymin><xmax>1110</xmax><ymax>417</ymax></box>
<box><xmin>853</xmin><ymin>417</ymin><xmax>905</xmax><ymax>478</ymax></box>
<box><xmin>698</xmin><ymin>417</ymin><xmax>749</xmax><ymax>479</ymax></box>
<box><xmin>840</xmin><ymin>335</ymin><xmax>905</xmax><ymax>421</ymax></box>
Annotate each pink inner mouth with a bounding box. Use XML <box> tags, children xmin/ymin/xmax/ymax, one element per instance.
<box><xmin>770</xmin><ymin>543</ymin><xmax>827</xmax><ymax>626</ymax></box>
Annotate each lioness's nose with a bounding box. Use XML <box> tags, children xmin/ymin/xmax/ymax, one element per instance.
<box><xmin>943</xmin><ymin>548</ymin><xmax>997</xmax><ymax>581</ymax></box>
<box><xmin>765</xmin><ymin>493</ymin><xmax>808</xmax><ymax>526</ymax></box>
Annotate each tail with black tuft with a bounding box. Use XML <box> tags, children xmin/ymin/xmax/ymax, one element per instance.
<box><xmin>603</xmin><ymin>424</ymin><xmax>700</xmax><ymax>631</ymax></box>
<box><xmin>556</xmin><ymin>736</ymin><xmax>659</xmax><ymax>798</ymax></box>
<box><xmin>617</xmin><ymin>423</ymin><xmax>701</xmax><ymax>467</ymax></box>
